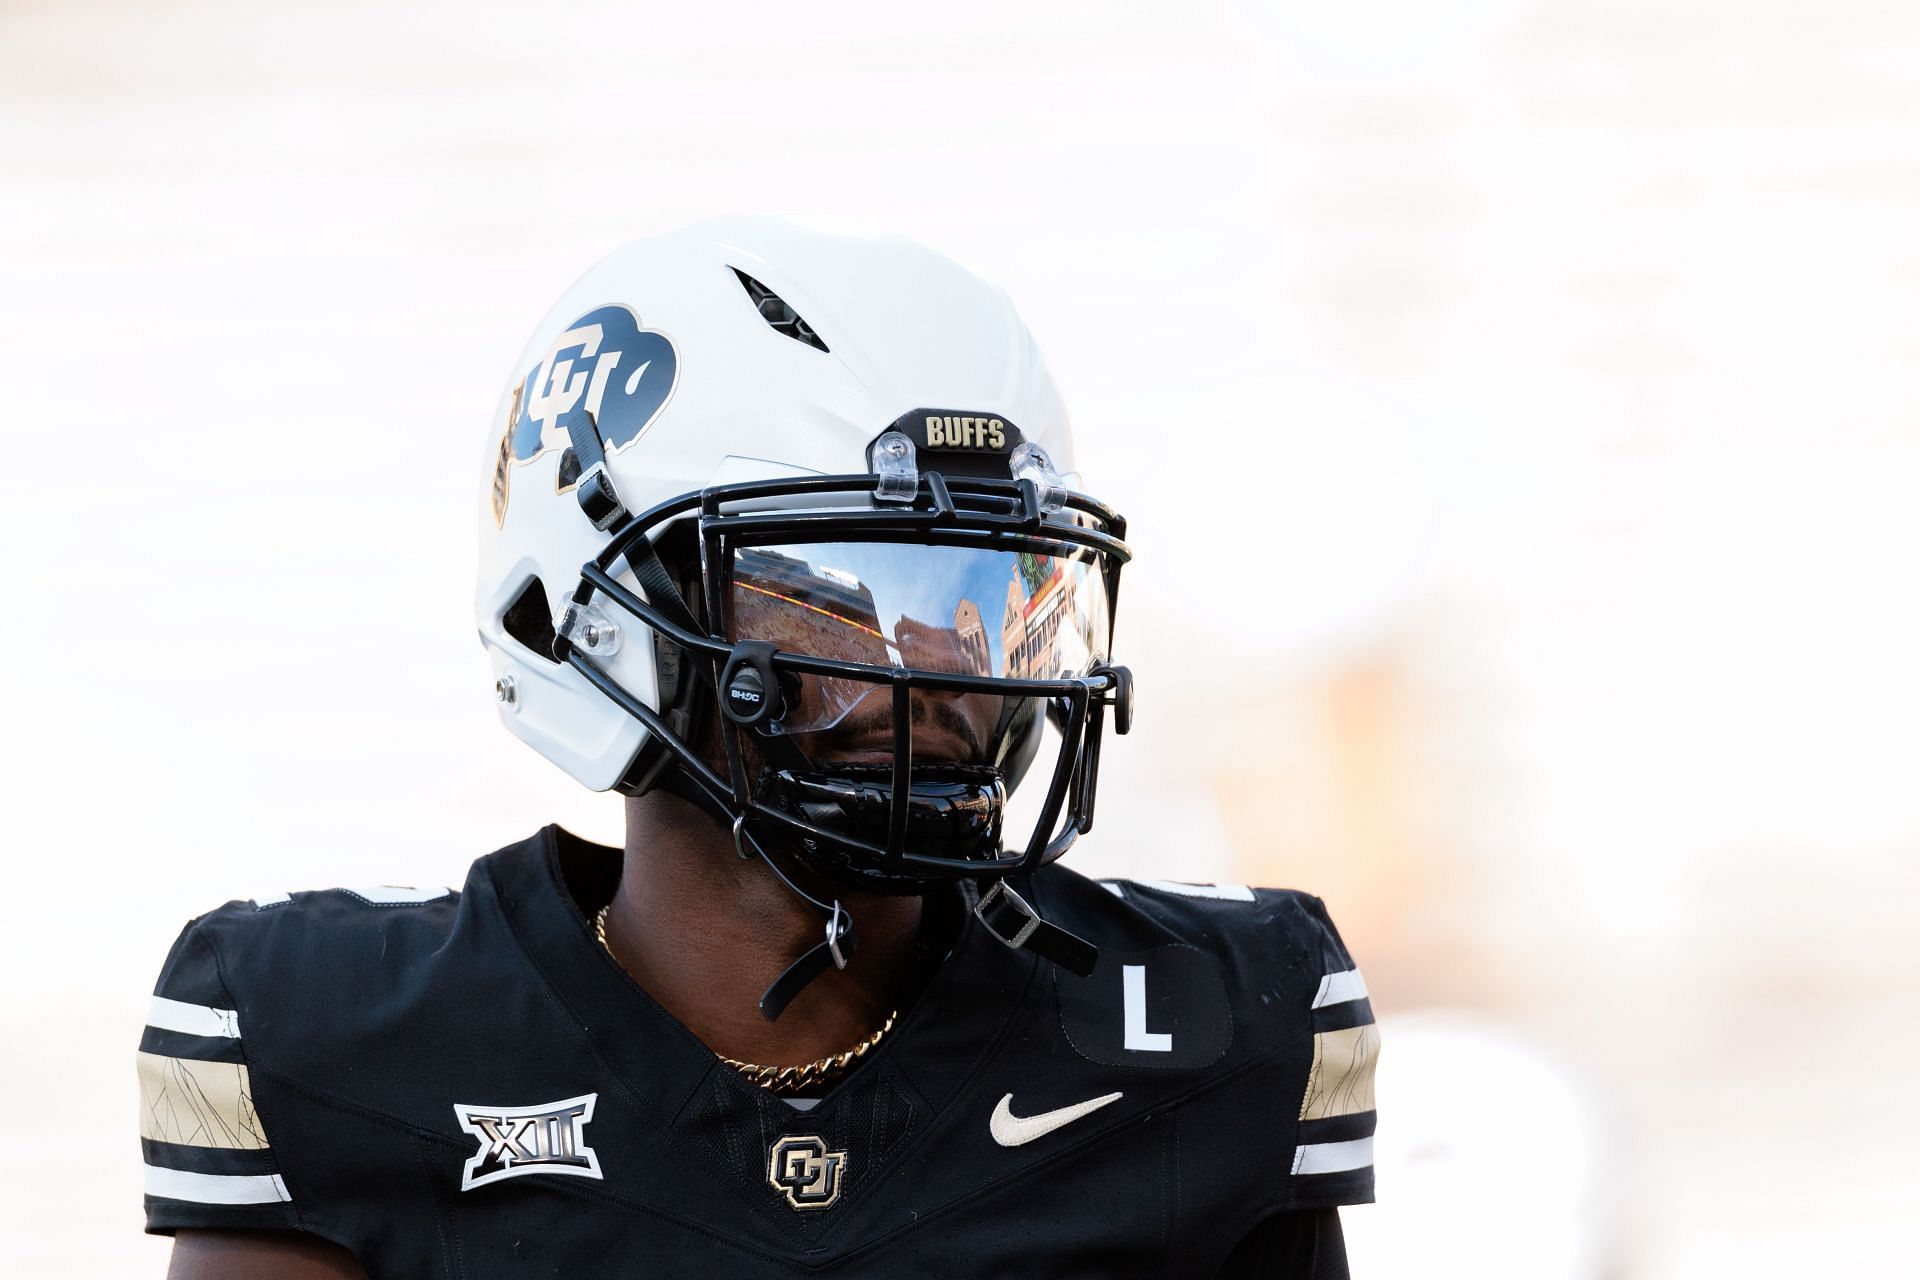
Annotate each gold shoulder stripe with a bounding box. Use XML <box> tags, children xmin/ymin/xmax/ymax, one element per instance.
<box><xmin>1298</xmin><ymin>1022</ymin><xmax>1380</xmax><ymax>1121</ymax></box>
<box><xmin>136</xmin><ymin>1051</ymin><xmax>271</xmax><ymax>1150</ymax></box>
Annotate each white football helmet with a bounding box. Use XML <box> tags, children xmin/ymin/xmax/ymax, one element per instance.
<box><xmin>475</xmin><ymin>218</ymin><xmax>1133</xmax><ymax>1014</ymax></box>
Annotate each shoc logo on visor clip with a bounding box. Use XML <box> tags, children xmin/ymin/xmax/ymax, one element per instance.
<box><xmin>721</xmin><ymin>640</ymin><xmax>785</xmax><ymax>726</ymax></box>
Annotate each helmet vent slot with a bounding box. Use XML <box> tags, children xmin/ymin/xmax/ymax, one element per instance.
<box><xmin>732</xmin><ymin>268</ymin><xmax>829</xmax><ymax>353</ymax></box>
<box><xmin>502</xmin><ymin>576</ymin><xmax>560</xmax><ymax>663</ymax></box>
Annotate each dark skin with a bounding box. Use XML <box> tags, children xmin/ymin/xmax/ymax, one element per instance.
<box><xmin>168</xmin><ymin>697</ymin><xmax>971</xmax><ymax>1278</ymax></box>
<box><xmin>168</xmin><ymin>1230</ymin><xmax>365</xmax><ymax>1280</ymax></box>
<box><xmin>598</xmin><ymin>676</ymin><xmax>980</xmax><ymax>1068</ymax></box>
<box><xmin>600</xmin><ymin>786</ymin><xmax>927</xmax><ymax>1066</ymax></box>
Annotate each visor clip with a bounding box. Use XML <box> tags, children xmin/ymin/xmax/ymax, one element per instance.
<box><xmin>720</xmin><ymin>640</ymin><xmax>784</xmax><ymax>726</ymax></box>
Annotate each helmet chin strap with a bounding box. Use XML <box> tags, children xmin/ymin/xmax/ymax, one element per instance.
<box><xmin>731</xmin><ymin>816</ymin><xmax>859</xmax><ymax>1022</ymax></box>
<box><xmin>654</xmin><ymin>728</ymin><xmax>1104</xmax><ymax>1025</ymax></box>
<box><xmin>649</xmin><ymin>765</ymin><xmax>853</xmax><ymax>1023</ymax></box>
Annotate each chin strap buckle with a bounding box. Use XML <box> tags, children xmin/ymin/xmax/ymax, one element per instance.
<box><xmin>742</xmin><ymin>815</ymin><xmax>864</xmax><ymax>1022</ymax></box>
<box><xmin>974</xmin><ymin>880</ymin><xmax>1100</xmax><ymax>977</ymax></box>
<box><xmin>825</xmin><ymin>901</ymin><xmax>851</xmax><ymax>970</ymax></box>
<box><xmin>759</xmin><ymin>919</ymin><xmax>860</xmax><ymax>1023</ymax></box>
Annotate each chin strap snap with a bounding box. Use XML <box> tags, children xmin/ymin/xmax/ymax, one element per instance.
<box><xmin>973</xmin><ymin>880</ymin><xmax>1099</xmax><ymax>977</ymax></box>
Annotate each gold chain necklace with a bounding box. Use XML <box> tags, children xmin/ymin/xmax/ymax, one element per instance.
<box><xmin>593</xmin><ymin>904</ymin><xmax>896</xmax><ymax>1096</ymax></box>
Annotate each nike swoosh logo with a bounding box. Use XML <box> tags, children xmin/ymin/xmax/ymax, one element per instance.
<box><xmin>989</xmin><ymin>1091</ymin><xmax>1123</xmax><ymax>1147</ymax></box>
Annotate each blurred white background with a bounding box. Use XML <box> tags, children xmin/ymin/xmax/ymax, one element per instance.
<box><xmin>3</xmin><ymin>1</ymin><xmax>1916</xmax><ymax>1274</ymax></box>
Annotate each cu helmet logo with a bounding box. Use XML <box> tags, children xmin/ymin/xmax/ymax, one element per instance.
<box><xmin>491</xmin><ymin>304</ymin><xmax>678</xmax><ymax>525</ymax></box>
<box><xmin>767</xmin><ymin>1135</ymin><xmax>846</xmax><ymax>1210</ymax></box>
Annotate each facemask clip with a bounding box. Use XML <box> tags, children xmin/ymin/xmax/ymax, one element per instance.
<box><xmin>870</xmin><ymin>430</ymin><xmax>920</xmax><ymax>504</ymax></box>
<box><xmin>1010</xmin><ymin>441</ymin><xmax>1067</xmax><ymax>514</ymax></box>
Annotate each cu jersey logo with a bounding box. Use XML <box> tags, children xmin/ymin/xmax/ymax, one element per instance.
<box><xmin>491</xmin><ymin>305</ymin><xmax>678</xmax><ymax>524</ymax></box>
<box><xmin>767</xmin><ymin>1135</ymin><xmax>846</xmax><ymax>1210</ymax></box>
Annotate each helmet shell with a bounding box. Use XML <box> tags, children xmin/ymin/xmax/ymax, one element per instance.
<box><xmin>476</xmin><ymin>217</ymin><xmax>1075</xmax><ymax>791</ymax></box>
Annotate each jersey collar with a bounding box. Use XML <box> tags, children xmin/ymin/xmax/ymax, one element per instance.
<box><xmin>481</xmin><ymin>825</ymin><xmax>1043</xmax><ymax>1131</ymax></box>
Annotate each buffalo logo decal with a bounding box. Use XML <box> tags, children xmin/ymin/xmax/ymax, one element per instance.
<box><xmin>490</xmin><ymin>305</ymin><xmax>678</xmax><ymax>525</ymax></box>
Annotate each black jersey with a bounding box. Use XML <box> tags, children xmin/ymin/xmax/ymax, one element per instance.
<box><xmin>137</xmin><ymin>828</ymin><xmax>1378</xmax><ymax>1278</ymax></box>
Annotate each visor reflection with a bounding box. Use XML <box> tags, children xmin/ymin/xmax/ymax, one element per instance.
<box><xmin>728</xmin><ymin>541</ymin><xmax>1110</xmax><ymax>734</ymax></box>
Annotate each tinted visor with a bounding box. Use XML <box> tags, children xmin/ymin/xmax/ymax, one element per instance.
<box><xmin>727</xmin><ymin>539</ymin><xmax>1114</xmax><ymax>745</ymax></box>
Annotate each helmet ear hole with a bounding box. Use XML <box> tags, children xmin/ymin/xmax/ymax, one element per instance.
<box><xmin>502</xmin><ymin>577</ymin><xmax>560</xmax><ymax>662</ymax></box>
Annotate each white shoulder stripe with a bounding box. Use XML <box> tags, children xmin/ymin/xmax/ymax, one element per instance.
<box><xmin>347</xmin><ymin>885</ymin><xmax>453</xmax><ymax>905</ymax></box>
<box><xmin>144</xmin><ymin>1164</ymin><xmax>290</xmax><ymax>1205</ymax></box>
<box><xmin>147</xmin><ymin>995</ymin><xmax>241</xmax><ymax>1039</ymax></box>
<box><xmin>1311</xmin><ymin>967</ymin><xmax>1368</xmax><ymax>1009</ymax></box>
<box><xmin>1291</xmin><ymin>1135</ymin><xmax>1373</xmax><ymax>1176</ymax></box>
<box><xmin>1134</xmin><ymin>879</ymin><xmax>1255</xmax><ymax>902</ymax></box>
